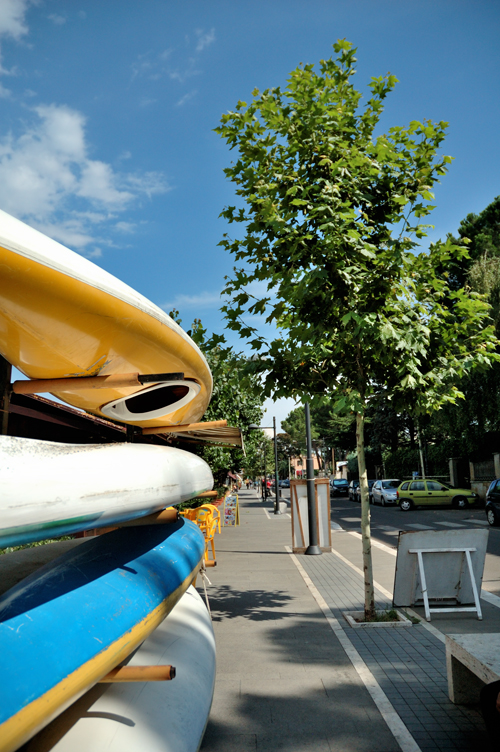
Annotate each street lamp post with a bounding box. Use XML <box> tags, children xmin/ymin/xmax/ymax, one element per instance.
<box><xmin>249</xmin><ymin>419</ymin><xmax>282</xmax><ymax>515</ymax></box>
<box><xmin>261</xmin><ymin>441</ymin><xmax>266</xmax><ymax>500</ymax></box>
<box><xmin>304</xmin><ymin>402</ymin><xmax>321</xmax><ymax>555</ymax></box>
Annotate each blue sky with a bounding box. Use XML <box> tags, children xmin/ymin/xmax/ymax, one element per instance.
<box><xmin>1</xmin><ymin>0</ymin><xmax>499</xmax><ymax>429</ymax></box>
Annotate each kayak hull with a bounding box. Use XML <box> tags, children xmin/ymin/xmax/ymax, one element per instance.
<box><xmin>0</xmin><ymin>520</ymin><xmax>206</xmax><ymax>752</ymax></box>
<box><xmin>24</xmin><ymin>586</ymin><xmax>216</xmax><ymax>752</ymax></box>
<box><xmin>0</xmin><ymin>435</ymin><xmax>213</xmax><ymax>548</ymax></box>
<box><xmin>0</xmin><ymin>209</ymin><xmax>212</xmax><ymax>427</ymax></box>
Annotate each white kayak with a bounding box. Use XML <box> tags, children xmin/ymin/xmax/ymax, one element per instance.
<box><xmin>24</xmin><ymin>586</ymin><xmax>216</xmax><ymax>752</ymax></box>
<box><xmin>0</xmin><ymin>435</ymin><xmax>213</xmax><ymax>548</ymax></box>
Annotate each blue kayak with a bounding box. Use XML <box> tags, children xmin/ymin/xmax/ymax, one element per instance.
<box><xmin>0</xmin><ymin>518</ymin><xmax>205</xmax><ymax>752</ymax></box>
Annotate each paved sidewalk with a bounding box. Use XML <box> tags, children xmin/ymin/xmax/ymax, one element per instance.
<box><xmin>200</xmin><ymin>490</ymin><xmax>495</xmax><ymax>752</ymax></box>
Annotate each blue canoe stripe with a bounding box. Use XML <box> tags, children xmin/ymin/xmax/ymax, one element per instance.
<box><xmin>0</xmin><ymin>518</ymin><xmax>205</xmax><ymax>723</ymax></box>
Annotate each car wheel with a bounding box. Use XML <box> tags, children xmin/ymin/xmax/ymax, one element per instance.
<box><xmin>453</xmin><ymin>496</ymin><xmax>467</xmax><ymax>510</ymax></box>
<box><xmin>487</xmin><ymin>509</ymin><xmax>498</xmax><ymax>527</ymax></box>
<box><xmin>399</xmin><ymin>498</ymin><xmax>413</xmax><ymax>511</ymax></box>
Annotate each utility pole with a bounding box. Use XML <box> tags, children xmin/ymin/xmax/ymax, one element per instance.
<box><xmin>304</xmin><ymin>403</ymin><xmax>321</xmax><ymax>555</ymax></box>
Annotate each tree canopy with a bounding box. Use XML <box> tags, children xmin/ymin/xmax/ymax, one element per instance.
<box><xmin>169</xmin><ymin>312</ymin><xmax>266</xmax><ymax>488</ymax></box>
<box><xmin>216</xmin><ymin>41</ymin><xmax>497</xmax><ymax>617</ymax></box>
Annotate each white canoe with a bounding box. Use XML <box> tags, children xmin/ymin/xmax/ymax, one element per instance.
<box><xmin>0</xmin><ymin>435</ymin><xmax>213</xmax><ymax>548</ymax></box>
<box><xmin>24</xmin><ymin>586</ymin><xmax>216</xmax><ymax>752</ymax></box>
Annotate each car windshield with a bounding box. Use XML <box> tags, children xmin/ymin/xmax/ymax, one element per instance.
<box><xmin>382</xmin><ymin>481</ymin><xmax>399</xmax><ymax>489</ymax></box>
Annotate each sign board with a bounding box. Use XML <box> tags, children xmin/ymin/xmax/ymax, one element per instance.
<box><xmin>393</xmin><ymin>529</ymin><xmax>488</xmax><ymax>620</ymax></box>
<box><xmin>223</xmin><ymin>495</ymin><xmax>240</xmax><ymax>527</ymax></box>
<box><xmin>290</xmin><ymin>478</ymin><xmax>331</xmax><ymax>553</ymax></box>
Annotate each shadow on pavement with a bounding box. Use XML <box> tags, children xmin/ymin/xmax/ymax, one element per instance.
<box><xmin>209</xmin><ymin>584</ymin><xmax>296</xmax><ymax>622</ymax></box>
<box><xmin>201</xmin><ymin>682</ymin><xmax>401</xmax><ymax>751</ymax></box>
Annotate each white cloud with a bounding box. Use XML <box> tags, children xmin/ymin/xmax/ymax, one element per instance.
<box><xmin>124</xmin><ymin>171</ymin><xmax>166</xmax><ymax>198</ymax></box>
<box><xmin>115</xmin><ymin>221</ymin><xmax>136</xmax><ymax>233</ymax></box>
<box><xmin>168</xmin><ymin>60</ymin><xmax>200</xmax><ymax>84</ymax></box>
<box><xmin>162</xmin><ymin>291</ymin><xmax>222</xmax><ymax>311</ymax></box>
<box><xmin>0</xmin><ymin>103</ymin><xmax>169</xmax><ymax>250</ymax></box>
<box><xmin>33</xmin><ymin>219</ymin><xmax>96</xmax><ymax>250</ymax></box>
<box><xmin>86</xmin><ymin>247</ymin><xmax>102</xmax><ymax>259</ymax></box>
<box><xmin>48</xmin><ymin>14</ymin><xmax>66</xmax><ymax>26</ymax></box>
<box><xmin>176</xmin><ymin>89</ymin><xmax>197</xmax><ymax>107</ymax></box>
<box><xmin>0</xmin><ymin>0</ymin><xmax>30</xmax><ymax>40</ymax></box>
<box><xmin>131</xmin><ymin>53</ymin><xmax>154</xmax><ymax>81</ymax></box>
<box><xmin>0</xmin><ymin>81</ymin><xmax>11</xmax><ymax>97</ymax></box>
<box><xmin>130</xmin><ymin>28</ymin><xmax>213</xmax><ymax>90</ymax></box>
<box><xmin>195</xmin><ymin>28</ymin><xmax>215</xmax><ymax>53</ymax></box>
<box><xmin>78</xmin><ymin>159</ymin><xmax>133</xmax><ymax>208</ymax></box>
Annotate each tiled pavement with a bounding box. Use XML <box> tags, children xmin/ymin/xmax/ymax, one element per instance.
<box><xmin>300</xmin><ymin>550</ymin><xmax>489</xmax><ymax>751</ymax></box>
<box><xmin>201</xmin><ymin>490</ymin><xmax>495</xmax><ymax>752</ymax></box>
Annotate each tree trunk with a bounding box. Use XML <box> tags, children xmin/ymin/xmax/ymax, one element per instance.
<box><xmin>356</xmin><ymin>410</ymin><xmax>375</xmax><ymax>620</ymax></box>
<box><xmin>314</xmin><ymin>444</ymin><xmax>322</xmax><ymax>471</ymax></box>
<box><xmin>408</xmin><ymin>414</ymin><xmax>415</xmax><ymax>450</ymax></box>
<box><xmin>416</xmin><ymin>419</ymin><xmax>426</xmax><ymax>479</ymax></box>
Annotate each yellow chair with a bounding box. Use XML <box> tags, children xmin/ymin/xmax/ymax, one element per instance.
<box><xmin>203</xmin><ymin>515</ymin><xmax>218</xmax><ymax>561</ymax></box>
<box><xmin>193</xmin><ymin>505</ymin><xmax>212</xmax><ymax>529</ymax></box>
<box><xmin>179</xmin><ymin>508</ymin><xmax>198</xmax><ymax>521</ymax></box>
<box><xmin>192</xmin><ymin>506</ymin><xmax>217</xmax><ymax>561</ymax></box>
<box><xmin>203</xmin><ymin>504</ymin><xmax>221</xmax><ymax>534</ymax></box>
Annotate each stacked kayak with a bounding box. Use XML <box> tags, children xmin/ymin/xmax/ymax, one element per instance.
<box><xmin>22</xmin><ymin>586</ymin><xmax>216</xmax><ymax>752</ymax></box>
<box><xmin>0</xmin><ymin>210</ymin><xmax>217</xmax><ymax>751</ymax></box>
<box><xmin>0</xmin><ymin>522</ymin><xmax>207</xmax><ymax>752</ymax></box>
<box><xmin>0</xmin><ymin>208</ymin><xmax>212</xmax><ymax>428</ymax></box>
<box><xmin>0</xmin><ymin>436</ymin><xmax>213</xmax><ymax>548</ymax></box>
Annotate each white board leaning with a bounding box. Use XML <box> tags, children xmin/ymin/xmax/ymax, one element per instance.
<box><xmin>392</xmin><ymin>528</ymin><xmax>488</xmax><ymax>621</ymax></box>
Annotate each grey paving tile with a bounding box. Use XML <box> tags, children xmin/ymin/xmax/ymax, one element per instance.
<box><xmin>203</xmin><ymin>492</ymin><xmax>492</xmax><ymax>752</ymax></box>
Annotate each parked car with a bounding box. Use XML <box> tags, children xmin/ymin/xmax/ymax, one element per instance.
<box><xmin>348</xmin><ymin>480</ymin><xmax>359</xmax><ymax>501</ymax></box>
<box><xmin>371</xmin><ymin>479</ymin><xmax>400</xmax><ymax>506</ymax></box>
<box><xmin>485</xmin><ymin>479</ymin><xmax>500</xmax><ymax>525</ymax></box>
<box><xmin>397</xmin><ymin>479</ymin><xmax>478</xmax><ymax>511</ymax></box>
<box><xmin>279</xmin><ymin>479</ymin><xmax>290</xmax><ymax>488</ymax></box>
<box><xmin>330</xmin><ymin>479</ymin><xmax>349</xmax><ymax>497</ymax></box>
<box><xmin>354</xmin><ymin>480</ymin><xmax>377</xmax><ymax>503</ymax></box>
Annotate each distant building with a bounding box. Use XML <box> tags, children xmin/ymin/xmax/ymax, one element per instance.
<box><xmin>290</xmin><ymin>454</ymin><xmax>321</xmax><ymax>477</ymax></box>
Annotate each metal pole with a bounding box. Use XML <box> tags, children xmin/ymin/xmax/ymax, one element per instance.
<box><xmin>305</xmin><ymin>402</ymin><xmax>321</xmax><ymax>555</ymax></box>
<box><xmin>273</xmin><ymin>416</ymin><xmax>282</xmax><ymax>515</ymax></box>
<box><xmin>262</xmin><ymin>442</ymin><xmax>266</xmax><ymax>500</ymax></box>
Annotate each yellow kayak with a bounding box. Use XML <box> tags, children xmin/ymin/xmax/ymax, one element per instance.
<box><xmin>0</xmin><ymin>210</ymin><xmax>212</xmax><ymax>428</ymax></box>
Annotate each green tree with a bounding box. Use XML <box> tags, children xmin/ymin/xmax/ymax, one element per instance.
<box><xmin>168</xmin><ymin>312</ymin><xmax>266</xmax><ymax>488</ymax></box>
<box><xmin>216</xmin><ymin>41</ymin><xmax>497</xmax><ymax>618</ymax></box>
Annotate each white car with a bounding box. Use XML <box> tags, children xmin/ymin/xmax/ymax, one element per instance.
<box><xmin>371</xmin><ymin>479</ymin><xmax>400</xmax><ymax>506</ymax></box>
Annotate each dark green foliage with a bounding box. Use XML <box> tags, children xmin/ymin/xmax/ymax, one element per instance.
<box><xmin>0</xmin><ymin>536</ymin><xmax>73</xmax><ymax>555</ymax></box>
<box><xmin>444</xmin><ymin>195</ymin><xmax>500</xmax><ymax>291</ymax></box>
<box><xmin>169</xmin><ymin>312</ymin><xmax>266</xmax><ymax>486</ymax></box>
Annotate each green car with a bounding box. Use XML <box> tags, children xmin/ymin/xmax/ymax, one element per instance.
<box><xmin>397</xmin><ymin>480</ymin><xmax>478</xmax><ymax>511</ymax></box>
